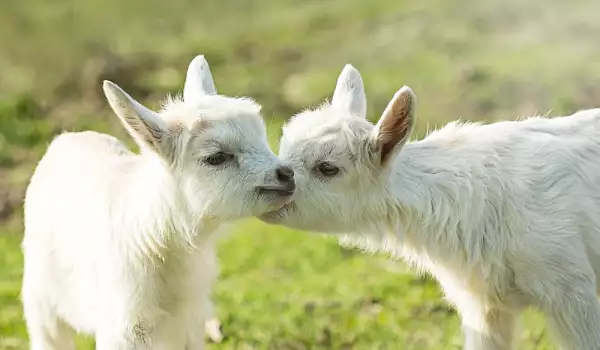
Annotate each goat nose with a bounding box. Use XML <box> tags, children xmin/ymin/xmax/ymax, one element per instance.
<box><xmin>276</xmin><ymin>165</ymin><xmax>294</xmax><ymax>182</ymax></box>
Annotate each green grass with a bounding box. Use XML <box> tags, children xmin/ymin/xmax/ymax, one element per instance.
<box><xmin>2</xmin><ymin>0</ymin><xmax>600</xmax><ymax>347</ymax></box>
<box><xmin>0</xmin><ymin>223</ymin><xmax>556</xmax><ymax>349</ymax></box>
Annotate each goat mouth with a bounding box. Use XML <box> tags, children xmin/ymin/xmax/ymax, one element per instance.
<box><xmin>257</xmin><ymin>185</ymin><xmax>295</xmax><ymax>197</ymax></box>
<box><xmin>259</xmin><ymin>201</ymin><xmax>295</xmax><ymax>222</ymax></box>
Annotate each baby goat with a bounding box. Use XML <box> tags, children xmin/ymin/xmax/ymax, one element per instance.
<box><xmin>261</xmin><ymin>64</ymin><xmax>600</xmax><ymax>349</ymax></box>
<box><xmin>21</xmin><ymin>55</ymin><xmax>295</xmax><ymax>350</ymax></box>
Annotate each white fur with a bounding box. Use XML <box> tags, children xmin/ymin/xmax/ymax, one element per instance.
<box><xmin>21</xmin><ymin>55</ymin><xmax>295</xmax><ymax>350</ymax></box>
<box><xmin>263</xmin><ymin>64</ymin><xmax>600</xmax><ymax>349</ymax></box>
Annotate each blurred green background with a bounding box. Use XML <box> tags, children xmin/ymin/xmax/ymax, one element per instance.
<box><xmin>3</xmin><ymin>0</ymin><xmax>600</xmax><ymax>348</ymax></box>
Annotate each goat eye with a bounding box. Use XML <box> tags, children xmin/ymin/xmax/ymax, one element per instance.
<box><xmin>205</xmin><ymin>152</ymin><xmax>229</xmax><ymax>166</ymax></box>
<box><xmin>317</xmin><ymin>162</ymin><xmax>340</xmax><ymax>176</ymax></box>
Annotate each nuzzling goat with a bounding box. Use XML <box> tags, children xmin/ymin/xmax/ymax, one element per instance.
<box><xmin>261</xmin><ymin>64</ymin><xmax>600</xmax><ymax>350</ymax></box>
<box><xmin>21</xmin><ymin>55</ymin><xmax>296</xmax><ymax>350</ymax></box>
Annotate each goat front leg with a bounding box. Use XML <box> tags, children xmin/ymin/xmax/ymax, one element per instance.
<box><xmin>185</xmin><ymin>333</ymin><xmax>206</xmax><ymax>350</ymax></box>
<box><xmin>541</xmin><ymin>287</ymin><xmax>600</xmax><ymax>350</ymax></box>
<box><xmin>95</xmin><ymin>325</ymin><xmax>151</xmax><ymax>350</ymax></box>
<box><xmin>23</xmin><ymin>310</ymin><xmax>75</xmax><ymax>350</ymax></box>
<box><xmin>456</xmin><ymin>300</ymin><xmax>520</xmax><ymax>350</ymax></box>
<box><xmin>95</xmin><ymin>314</ymin><xmax>153</xmax><ymax>350</ymax></box>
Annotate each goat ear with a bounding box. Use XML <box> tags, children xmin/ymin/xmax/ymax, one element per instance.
<box><xmin>331</xmin><ymin>64</ymin><xmax>367</xmax><ymax>119</ymax></box>
<box><xmin>183</xmin><ymin>55</ymin><xmax>217</xmax><ymax>103</ymax></box>
<box><xmin>103</xmin><ymin>80</ymin><xmax>167</xmax><ymax>152</ymax></box>
<box><xmin>370</xmin><ymin>86</ymin><xmax>416</xmax><ymax>167</ymax></box>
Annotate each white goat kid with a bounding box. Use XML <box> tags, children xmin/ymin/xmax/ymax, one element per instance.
<box><xmin>261</xmin><ymin>64</ymin><xmax>600</xmax><ymax>350</ymax></box>
<box><xmin>21</xmin><ymin>55</ymin><xmax>296</xmax><ymax>350</ymax></box>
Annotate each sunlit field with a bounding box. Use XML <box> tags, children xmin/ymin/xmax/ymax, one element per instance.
<box><xmin>3</xmin><ymin>0</ymin><xmax>600</xmax><ymax>348</ymax></box>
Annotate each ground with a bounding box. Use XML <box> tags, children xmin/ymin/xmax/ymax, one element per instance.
<box><xmin>2</xmin><ymin>0</ymin><xmax>600</xmax><ymax>348</ymax></box>
<box><xmin>0</xmin><ymin>223</ymin><xmax>555</xmax><ymax>349</ymax></box>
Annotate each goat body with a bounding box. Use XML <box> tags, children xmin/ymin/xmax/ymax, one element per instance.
<box><xmin>266</xmin><ymin>64</ymin><xmax>600</xmax><ymax>349</ymax></box>
<box><xmin>22</xmin><ymin>56</ymin><xmax>295</xmax><ymax>350</ymax></box>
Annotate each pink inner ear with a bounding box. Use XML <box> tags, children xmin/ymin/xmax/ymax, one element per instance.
<box><xmin>378</xmin><ymin>92</ymin><xmax>413</xmax><ymax>164</ymax></box>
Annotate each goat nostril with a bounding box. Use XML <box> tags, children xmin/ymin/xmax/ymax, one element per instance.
<box><xmin>276</xmin><ymin>165</ymin><xmax>294</xmax><ymax>182</ymax></box>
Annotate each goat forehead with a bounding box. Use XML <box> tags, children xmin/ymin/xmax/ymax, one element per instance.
<box><xmin>231</xmin><ymin>118</ymin><xmax>269</xmax><ymax>151</ymax></box>
<box><xmin>284</xmin><ymin>108</ymin><xmax>344</xmax><ymax>135</ymax></box>
<box><xmin>283</xmin><ymin>119</ymin><xmax>367</xmax><ymax>153</ymax></box>
<box><xmin>161</xmin><ymin>95</ymin><xmax>262</xmax><ymax>128</ymax></box>
<box><xmin>189</xmin><ymin>116</ymin><xmax>267</xmax><ymax>153</ymax></box>
<box><xmin>283</xmin><ymin>121</ymin><xmax>342</xmax><ymax>150</ymax></box>
<box><xmin>280</xmin><ymin>134</ymin><xmax>356</xmax><ymax>168</ymax></box>
<box><xmin>285</xmin><ymin>107</ymin><xmax>371</xmax><ymax>141</ymax></box>
<box><xmin>211</xmin><ymin>114</ymin><xmax>265</xmax><ymax>134</ymax></box>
